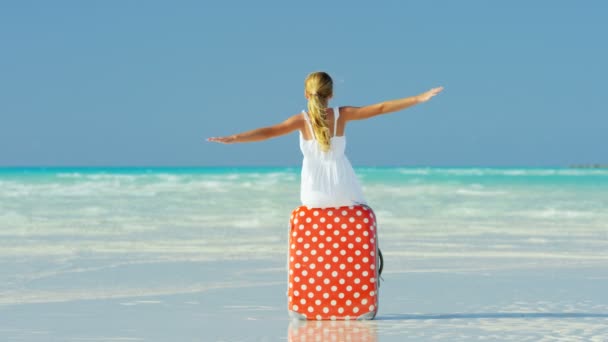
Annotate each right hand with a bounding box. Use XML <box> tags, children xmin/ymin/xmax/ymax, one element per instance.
<box><xmin>417</xmin><ymin>86</ymin><xmax>444</xmax><ymax>103</ymax></box>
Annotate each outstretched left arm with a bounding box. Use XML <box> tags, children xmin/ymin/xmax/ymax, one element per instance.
<box><xmin>207</xmin><ymin>114</ymin><xmax>303</xmax><ymax>144</ymax></box>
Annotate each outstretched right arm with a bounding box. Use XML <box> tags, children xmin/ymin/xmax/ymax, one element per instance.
<box><xmin>340</xmin><ymin>86</ymin><xmax>443</xmax><ymax>121</ymax></box>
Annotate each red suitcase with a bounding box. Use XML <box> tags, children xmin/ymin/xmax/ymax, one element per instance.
<box><xmin>287</xmin><ymin>205</ymin><xmax>380</xmax><ymax>320</ymax></box>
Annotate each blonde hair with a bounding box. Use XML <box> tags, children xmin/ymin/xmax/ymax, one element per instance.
<box><xmin>305</xmin><ymin>71</ymin><xmax>333</xmax><ymax>152</ymax></box>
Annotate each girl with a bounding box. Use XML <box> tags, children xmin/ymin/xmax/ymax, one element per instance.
<box><xmin>207</xmin><ymin>71</ymin><xmax>443</xmax><ymax>209</ymax></box>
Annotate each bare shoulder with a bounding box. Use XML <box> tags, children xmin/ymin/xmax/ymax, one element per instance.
<box><xmin>278</xmin><ymin>112</ymin><xmax>306</xmax><ymax>131</ymax></box>
<box><xmin>337</xmin><ymin>106</ymin><xmax>363</xmax><ymax>121</ymax></box>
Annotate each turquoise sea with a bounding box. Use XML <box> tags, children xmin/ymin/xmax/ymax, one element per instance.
<box><xmin>1</xmin><ymin>167</ymin><xmax>607</xmax><ymax>340</ymax></box>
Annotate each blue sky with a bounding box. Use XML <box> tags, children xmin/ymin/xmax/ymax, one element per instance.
<box><xmin>1</xmin><ymin>1</ymin><xmax>606</xmax><ymax>167</ymax></box>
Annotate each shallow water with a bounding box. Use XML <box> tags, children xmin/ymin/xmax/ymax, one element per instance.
<box><xmin>1</xmin><ymin>167</ymin><xmax>607</xmax><ymax>340</ymax></box>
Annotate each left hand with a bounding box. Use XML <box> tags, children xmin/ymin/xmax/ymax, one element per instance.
<box><xmin>207</xmin><ymin>136</ymin><xmax>237</xmax><ymax>144</ymax></box>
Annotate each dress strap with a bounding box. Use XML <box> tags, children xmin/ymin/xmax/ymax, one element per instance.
<box><xmin>302</xmin><ymin>111</ymin><xmax>315</xmax><ymax>139</ymax></box>
<box><xmin>333</xmin><ymin>107</ymin><xmax>340</xmax><ymax>136</ymax></box>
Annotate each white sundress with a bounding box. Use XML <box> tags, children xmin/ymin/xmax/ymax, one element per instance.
<box><xmin>299</xmin><ymin>106</ymin><xmax>367</xmax><ymax>208</ymax></box>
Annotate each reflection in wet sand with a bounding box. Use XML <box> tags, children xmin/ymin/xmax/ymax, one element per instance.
<box><xmin>288</xmin><ymin>320</ymin><xmax>377</xmax><ymax>342</ymax></box>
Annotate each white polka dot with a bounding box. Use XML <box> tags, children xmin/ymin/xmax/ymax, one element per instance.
<box><xmin>294</xmin><ymin>219</ymin><xmax>298</xmax><ymax>224</ymax></box>
<box><xmin>293</xmin><ymin>304</ymin><xmax>299</xmax><ymax>311</ymax></box>
<box><xmin>371</xmin><ymin>251</ymin><xmax>375</xmax><ymax>256</ymax></box>
<box><xmin>364</xmin><ymin>218</ymin><xmax>369</xmax><ymax>223</ymax></box>
<box><xmin>363</xmin><ymin>257</ymin><xmax>369</xmax><ymax>263</ymax></box>
<box><xmin>333</xmin><ymin>230</ymin><xmax>340</xmax><ymax>236</ymax></box>
<box><xmin>292</xmin><ymin>231</ymin><xmax>297</xmax><ymax>237</ymax></box>
<box><xmin>371</xmin><ymin>265</ymin><xmax>376</xmax><ymax>270</ymax></box>
<box><xmin>325</xmin><ymin>264</ymin><xmax>331</xmax><ymax>270</ymax></box>
<box><xmin>308</xmin><ymin>278</ymin><xmax>315</xmax><ymax>284</ymax></box>
<box><xmin>315</xmin><ymin>285</ymin><xmax>322</xmax><ymax>291</ymax></box>
<box><xmin>341</xmin><ymin>210</ymin><xmax>347</xmax><ymax>216</ymax></box>
<box><xmin>338</xmin><ymin>293</ymin><xmax>345</xmax><ymax>299</ymax></box>
<box><xmin>317</xmin><ymin>271</ymin><xmax>323</xmax><ymax>277</ymax></box>
<box><xmin>323</xmin><ymin>307</ymin><xmax>329</xmax><ymax>313</ymax></box>
<box><xmin>308</xmin><ymin>292</ymin><xmax>314</xmax><ymax>298</ymax></box>
<box><xmin>354</xmin><ymin>278</ymin><xmax>361</xmax><ymax>284</ymax></box>
<box><xmin>299</xmin><ymin>224</ymin><xmax>305</xmax><ymax>230</ymax></box>
<box><xmin>316</xmin><ymin>314</ymin><xmax>322</xmax><ymax>320</ymax></box>
<box><xmin>326</xmin><ymin>236</ymin><xmax>332</xmax><ymax>242</ymax></box>
<box><xmin>332</xmin><ymin>271</ymin><xmax>338</xmax><ymax>277</ymax></box>
<box><xmin>348</xmin><ymin>243</ymin><xmax>354</xmax><ymax>249</ymax></box>
<box><xmin>295</xmin><ymin>263</ymin><xmax>301</xmax><ymax>268</ymax></box>
<box><xmin>309</xmin><ymin>263</ymin><xmax>316</xmax><ymax>269</ymax></box>
<box><xmin>353</xmin><ymin>307</ymin><xmax>359</xmax><ymax>313</ymax></box>
<box><xmin>319</xmin><ymin>230</ymin><xmax>326</xmax><ymax>236</ymax></box>
<box><xmin>291</xmin><ymin>244</ymin><xmax>296</xmax><ymax>249</ymax></box>
<box><xmin>327</xmin><ymin>211</ymin><xmax>333</xmax><ymax>216</ymax></box>
<box><xmin>302</xmin><ymin>270</ymin><xmax>308</xmax><ymax>276</ymax></box>
<box><xmin>333</xmin><ymin>243</ymin><xmax>339</xmax><ymax>249</ymax></box>
<box><xmin>370</xmin><ymin>291</ymin><xmax>375</xmax><ymax>296</ymax></box>
<box><xmin>301</xmin><ymin>284</ymin><xmax>307</xmax><ymax>290</ymax></box>
<box><xmin>304</xmin><ymin>243</ymin><xmax>310</xmax><ymax>249</ymax></box>
<box><xmin>356</xmin><ymin>224</ymin><xmax>362</xmax><ymax>229</ymax></box>
<box><xmin>323</xmin><ymin>293</ymin><xmax>330</xmax><ymax>299</ymax></box>
<box><xmin>313</xmin><ymin>210</ymin><xmax>319</xmax><ymax>216</ymax></box>
<box><xmin>346</xmin><ymin>285</ymin><xmax>353</xmax><ymax>291</ymax></box>
<box><xmin>339</xmin><ymin>279</ymin><xmax>345</xmax><ymax>285</ymax></box>
<box><xmin>348</xmin><ymin>230</ymin><xmax>354</xmax><ymax>236</ymax></box>
<box><xmin>330</xmin><ymin>315</ymin><xmax>336</xmax><ymax>321</ymax></box>
<box><xmin>356</xmin><ymin>211</ymin><xmax>362</xmax><ymax>216</ymax></box>
<box><xmin>305</xmin><ymin>230</ymin><xmax>311</xmax><ymax>236</ymax></box>
<box><xmin>327</xmin><ymin>223</ymin><xmax>333</xmax><ymax>229</ymax></box>
<box><xmin>325</xmin><ymin>249</ymin><xmax>331</xmax><ymax>255</ymax></box>
<box><xmin>316</xmin><ymin>299</ymin><xmax>322</xmax><ymax>305</ymax></box>
<box><xmin>341</xmin><ymin>236</ymin><xmax>347</xmax><ymax>242</ymax></box>
<box><xmin>354</xmin><ymin>292</ymin><xmax>360</xmax><ymax>298</ymax></box>
<box><xmin>349</xmin><ymin>217</ymin><xmax>355</xmax><ymax>223</ymax></box>
<box><xmin>290</xmin><ymin>256</ymin><xmax>294</xmax><ymax>262</ymax></box>
<box><xmin>331</xmin><ymin>286</ymin><xmax>337</xmax><ymax>292</ymax></box>
<box><xmin>289</xmin><ymin>269</ymin><xmax>293</xmax><ymax>275</ymax></box>
<box><xmin>346</xmin><ymin>300</ymin><xmax>352</xmax><ymax>306</ymax></box>
<box><xmin>306</xmin><ymin>217</ymin><xmax>312</xmax><ymax>223</ymax></box>
<box><xmin>338</xmin><ymin>307</ymin><xmax>344</xmax><ymax>314</ymax></box>
<box><xmin>303</xmin><ymin>256</ymin><xmax>309</xmax><ymax>262</ymax></box>
<box><xmin>312</xmin><ymin>237</ymin><xmax>318</xmax><ymax>242</ymax></box>
<box><xmin>355</xmin><ymin>237</ymin><xmax>362</xmax><ymax>243</ymax></box>
<box><xmin>362</xmin><ymin>285</ymin><xmax>369</xmax><ymax>290</ymax></box>
<box><xmin>317</xmin><ymin>256</ymin><xmax>324</xmax><ymax>262</ymax></box>
<box><xmin>299</xmin><ymin>212</ymin><xmax>305</xmax><ymax>216</ymax></box>
<box><xmin>370</xmin><ymin>278</ymin><xmax>376</xmax><ymax>283</ymax></box>
<box><xmin>347</xmin><ymin>256</ymin><xmax>353</xmax><ymax>262</ymax></box>
<box><xmin>347</xmin><ymin>271</ymin><xmax>353</xmax><ymax>277</ymax></box>
<box><xmin>312</xmin><ymin>224</ymin><xmax>318</xmax><ymax>229</ymax></box>
<box><xmin>355</xmin><ymin>250</ymin><xmax>361</xmax><ymax>256</ymax></box>
<box><xmin>355</xmin><ymin>264</ymin><xmax>361</xmax><ymax>270</ymax></box>
<box><xmin>331</xmin><ymin>300</ymin><xmax>337</xmax><ymax>306</ymax></box>
<box><xmin>311</xmin><ymin>250</ymin><xmax>317</xmax><ymax>255</ymax></box>
<box><xmin>294</xmin><ymin>290</ymin><xmax>299</xmax><ymax>296</ymax></box>
<box><xmin>362</xmin><ymin>299</ymin><xmax>368</xmax><ymax>305</ymax></box>
<box><xmin>334</xmin><ymin>217</ymin><xmax>340</xmax><ymax>223</ymax></box>
<box><xmin>320</xmin><ymin>217</ymin><xmax>326</xmax><ymax>223</ymax></box>
<box><xmin>332</xmin><ymin>256</ymin><xmax>339</xmax><ymax>262</ymax></box>
<box><xmin>341</xmin><ymin>224</ymin><xmax>347</xmax><ymax>229</ymax></box>
<box><xmin>296</xmin><ymin>250</ymin><xmax>302</xmax><ymax>256</ymax></box>
<box><xmin>339</xmin><ymin>264</ymin><xmax>346</xmax><ymax>270</ymax></box>
<box><xmin>363</xmin><ymin>271</ymin><xmax>369</xmax><ymax>276</ymax></box>
<box><xmin>340</xmin><ymin>250</ymin><xmax>346</xmax><ymax>255</ymax></box>
<box><xmin>324</xmin><ymin>278</ymin><xmax>330</xmax><ymax>284</ymax></box>
<box><xmin>300</xmin><ymin>298</ymin><xmax>306</xmax><ymax>305</ymax></box>
<box><xmin>369</xmin><ymin>305</ymin><xmax>375</xmax><ymax>311</ymax></box>
<box><xmin>308</xmin><ymin>306</ymin><xmax>314</xmax><ymax>313</ymax></box>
